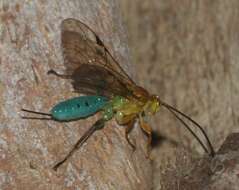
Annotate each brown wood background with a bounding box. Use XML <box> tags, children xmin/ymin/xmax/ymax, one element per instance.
<box><xmin>1</xmin><ymin>0</ymin><xmax>239</xmax><ymax>189</ymax></box>
<box><xmin>121</xmin><ymin>0</ymin><xmax>239</xmax><ymax>189</ymax></box>
<box><xmin>0</xmin><ymin>1</ymin><xmax>152</xmax><ymax>189</ymax></box>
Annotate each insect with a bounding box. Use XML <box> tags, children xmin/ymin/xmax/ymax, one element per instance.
<box><xmin>22</xmin><ymin>18</ymin><xmax>215</xmax><ymax>171</ymax></box>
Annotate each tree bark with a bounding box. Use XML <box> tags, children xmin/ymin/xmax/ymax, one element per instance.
<box><xmin>121</xmin><ymin>0</ymin><xmax>239</xmax><ymax>189</ymax></box>
<box><xmin>0</xmin><ymin>1</ymin><xmax>151</xmax><ymax>189</ymax></box>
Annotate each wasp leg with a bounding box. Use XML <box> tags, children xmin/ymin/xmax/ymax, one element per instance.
<box><xmin>53</xmin><ymin>119</ymin><xmax>105</xmax><ymax>171</ymax></box>
<box><xmin>125</xmin><ymin>120</ymin><xmax>136</xmax><ymax>151</ymax></box>
<box><xmin>139</xmin><ymin>119</ymin><xmax>152</xmax><ymax>158</ymax></box>
<box><xmin>47</xmin><ymin>69</ymin><xmax>71</xmax><ymax>79</ymax></box>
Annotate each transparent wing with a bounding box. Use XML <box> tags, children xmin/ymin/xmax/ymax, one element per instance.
<box><xmin>60</xmin><ymin>18</ymin><xmax>137</xmax><ymax>98</ymax></box>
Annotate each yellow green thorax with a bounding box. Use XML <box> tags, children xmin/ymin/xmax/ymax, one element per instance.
<box><xmin>102</xmin><ymin>95</ymin><xmax>160</xmax><ymax>125</ymax></box>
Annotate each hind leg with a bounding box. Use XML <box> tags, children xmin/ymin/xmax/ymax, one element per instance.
<box><xmin>47</xmin><ymin>69</ymin><xmax>71</xmax><ymax>79</ymax></box>
<box><xmin>53</xmin><ymin>119</ymin><xmax>105</xmax><ymax>171</ymax></box>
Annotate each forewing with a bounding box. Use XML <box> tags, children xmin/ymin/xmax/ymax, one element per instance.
<box><xmin>61</xmin><ymin>18</ymin><xmax>136</xmax><ymax>97</ymax></box>
<box><xmin>70</xmin><ymin>64</ymin><xmax>132</xmax><ymax>97</ymax></box>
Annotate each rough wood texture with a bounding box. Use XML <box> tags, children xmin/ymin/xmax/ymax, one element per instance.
<box><xmin>121</xmin><ymin>0</ymin><xmax>239</xmax><ymax>189</ymax></box>
<box><xmin>0</xmin><ymin>1</ymin><xmax>151</xmax><ymax>189</ymax></box>
<box><xmin>160</xmin><ymin>133</ymin><xmax>239</xmax><ymax>190</ymax></box>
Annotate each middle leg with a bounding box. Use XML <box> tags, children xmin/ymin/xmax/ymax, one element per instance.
<box><xmin>125</xmin><ymin>119</ymin><xmax>136</xmax><ymax>151</ymax></box>
<box><xmin>47</xmin><ymin>69</ymin><xmax>72</xmax><ymax>79</ymax></box>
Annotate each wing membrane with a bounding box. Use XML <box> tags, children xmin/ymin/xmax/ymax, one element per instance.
<box><xmin>60</xmin><ymin>18</ymin><xmax>137</xmax><ymax>98</ymax></box>
<box><xmin>71</xmin><ymin>64</ymin><xmax>132</xmax><ymax>97</ymax></box>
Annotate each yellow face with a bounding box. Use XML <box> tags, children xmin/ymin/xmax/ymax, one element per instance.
<box><xmin>144</xmin><ymin>95</ymin><xmax>160</xmax><ymax>115</ymax></box>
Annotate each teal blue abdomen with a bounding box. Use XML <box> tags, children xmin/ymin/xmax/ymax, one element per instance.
<box><xmin>51</xmin><ymin>96</ymin><xmax>108</xmax><ymax>121</ymax></box>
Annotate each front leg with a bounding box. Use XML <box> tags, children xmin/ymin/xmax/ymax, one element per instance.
<box><xmin>139</xmin><ymin>118</ymin><xmax>152</xmax><ymax>158</ymax></box>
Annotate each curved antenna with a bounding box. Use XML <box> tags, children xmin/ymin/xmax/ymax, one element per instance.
<box><xmin>21</xmin><ymin>108</ymin><xmax>52</xmax><ymax>120</ymax></box>
<box><xmin>161</xmin><ymin>102</ymin><xmax>215</xmax><ymax>157</ymax></box>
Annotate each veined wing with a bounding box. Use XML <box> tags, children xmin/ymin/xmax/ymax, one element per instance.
<box><xmin>70</xmin><ymin>64</ymin><xmax>133</xmax><ymax>98</ymax></box>
<box><xmin>61</xmin><ymin>18</ymin><xmax>139</xmax><ymax>98</ymax></box>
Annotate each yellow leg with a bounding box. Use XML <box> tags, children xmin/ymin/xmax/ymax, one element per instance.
<box><xmin>139</xmin><ymin>119</ymin><xmax>152</xmax><ymax>158</ymax></box>
<box><xmin>125</xmin><ymin>120</ymin><xmax>136</xmax><ymax>151</ymax></box>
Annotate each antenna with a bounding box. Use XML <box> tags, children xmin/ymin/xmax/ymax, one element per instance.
<box><xmin>161</xmin><ymin>102</ymin><xmax>215</xmax><ymax>157</ymax></box>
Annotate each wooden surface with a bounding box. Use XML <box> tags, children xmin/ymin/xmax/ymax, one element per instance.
<box><xmin>0</xmin><ymin>1</ymin><xmax>151</xmax><ymax>189</ymax></box>
<box><xmin>159</xmin><ymin>133</ymin><xmax>239</xmax><ymax>190</ymax></box>
<box><xmin>121</xmin><ymin>0</ymin><xmax>239</xmax><ymax>189</ymax></box>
